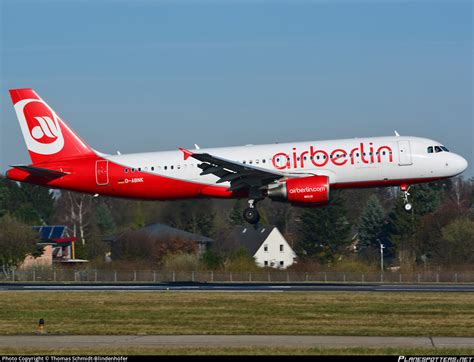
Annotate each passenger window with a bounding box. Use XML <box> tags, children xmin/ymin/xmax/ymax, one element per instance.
<box><xmin>171</xmin><ymin>165</ymin><xmax>174</xmax><ymax>170</ymax></box>
<box><xmin>151</xmin><ymin>167</ymin><xmax>154</xmax><ymax>171</ymax></box>
<box><xmin>138</xmin><ymin>167</ymin><xmax>141</xmax><ymax>171</ymax></box>
<box><xmin>262</xmin><ymin>159</ymin><xmax>266</xmax><ymax>164</ymax></box>
<box><xmin>177</xmin><ymin>165</ymin><xmax>181</xmax><ymax>169</ymax></box>
<box><xmin>435</xmin><ymin>146</ymin><xmax>442</xmax><ymax>153</ymax></box>
<box><xmin>255</xmin><ymin>159</ymin><xmax>259</xmax><ymax>164</ymax></box>
<box><xmin>164</xmin><ymin>166</ymin><xmax>167</xmax><ymax>170</ymax></box>
<box><xmin>124</xmin><ymin>168</ymin><xmax>128</xmax><ymax>173</ymax></box>
<box><xmin>131</xmin><ymin>168</ymin><xmax>135</xmax><ymax>172</ymax></box>
<box><xmin>427</xmin><ymin>146</ymin><xmax>433</xmax><ymax>154</ymax></box>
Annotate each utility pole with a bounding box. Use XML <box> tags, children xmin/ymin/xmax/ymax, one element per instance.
<box><xmin>379</xmin><ymin>240</ymin><xmax>385</xmax><ymax>272</ymax></box>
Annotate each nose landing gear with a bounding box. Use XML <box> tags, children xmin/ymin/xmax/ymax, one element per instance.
<box><xmin>400</xmin><ymin>184</ymin><xmax>412</xmax><ymax>212</ymax></box>
<box><xmin>243</xmin><ymin>199</ymin><xmax>260</xmax><ymax>224</ymax></box>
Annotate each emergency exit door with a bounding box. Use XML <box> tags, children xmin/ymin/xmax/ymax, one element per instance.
<box><xmin>95</xmin><ymin>160</ymin><xmax>109</xmax><ymax>185</ymax></box>
<box><xmin>397</xmin><ymin>141</ymin><xmax>413</xmax><ymax>166</ymax></box>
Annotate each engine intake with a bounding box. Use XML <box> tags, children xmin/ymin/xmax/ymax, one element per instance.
<box><xmin>267</xmin><ymin>175</ymin><xmax>330</xmax><ymax>205</ymax></box>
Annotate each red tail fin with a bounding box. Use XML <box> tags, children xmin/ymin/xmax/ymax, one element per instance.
<box><xmin>9</xmin><ymin>88</ymin><xmax>95</xmax><ymax>165</ymax></box>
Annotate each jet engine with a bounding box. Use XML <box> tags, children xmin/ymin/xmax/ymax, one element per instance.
<box><xmin>267</xmin><ymin>175</ymin><xmax>330</xmax><ymax>206</ymax></box>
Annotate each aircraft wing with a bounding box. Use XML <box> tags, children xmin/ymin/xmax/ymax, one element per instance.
<box><xmin>179</xmin><ymin>148</ymin><xmax>285</xmax><ymax>192</ymax></box>
<box><xmin>10</xmin><ymin>165</ymin><xmax>69</xmax><ymax>180</ymax></box>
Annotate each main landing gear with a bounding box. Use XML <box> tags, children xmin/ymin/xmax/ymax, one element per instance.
<box><xmin>243</xmin><ymin>199</ymin><xmax>260</xmax><ymax>224</ymax></box>
<box><xmin>400</xmin><ymin>184</ymin><xmax>412</xmax><ymax>212</ymax></box>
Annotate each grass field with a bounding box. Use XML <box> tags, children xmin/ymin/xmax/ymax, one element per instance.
<box><xmin>0</xmin><ymin>291</ymin><xmax>473</xmax><ymax>336</ymax></box>
<box><xmin>0</xmin><ymin>347</ymin><xmax>473</xmax><ymax>355</ymax></box>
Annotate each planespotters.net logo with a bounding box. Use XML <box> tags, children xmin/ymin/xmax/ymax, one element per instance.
<box><xmin>398</xmin><ymin>357</ymin><xmax>473</xmax><ymax>362</ymax></box>
<box><xmin>289</xmin><ymin>186</ymin><xmax>327</xmax><ymax>194</ymax></box>
<box><xmin>14</xmin><ymin>98</ymin><xmax>64</xmax><ymax>155</ymax></box>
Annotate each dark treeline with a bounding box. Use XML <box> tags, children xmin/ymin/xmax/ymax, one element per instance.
<box><xmin>0</xmin><ymin>175</ymin><xmax>473</xmax><ymax>272</ymax></box>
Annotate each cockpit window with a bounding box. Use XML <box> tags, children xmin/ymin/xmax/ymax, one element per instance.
<box><xmin>427</xmin><ymin>146</ymin><xmax>433</xmax><ymax>154</ymax></box>
<box><xmin>441</xmin><ymin>146</ymin><xmax>449</xmax><ymax>152</ymax></box>
<box><xmin>435</xmin><ymin>146</ymin><xmax>442</xmax><ymax>153</ymax></box>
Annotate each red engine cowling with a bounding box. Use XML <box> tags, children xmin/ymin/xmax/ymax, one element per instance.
<box><xmin>267</xmin><ymin>175</ymin><xmax>330</xmax><ymax>206</ymax></box>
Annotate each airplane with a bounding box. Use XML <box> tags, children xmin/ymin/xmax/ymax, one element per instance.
<box><xmin>5</xmin><ymin>88</ymin><xmax>468</xmax><ymax>224</ymax></box>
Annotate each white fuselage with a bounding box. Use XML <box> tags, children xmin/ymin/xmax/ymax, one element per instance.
<box><xmin>106</xmin><ymin>136</ymin><xmax>467</xmax><ymax>187</ymax></box>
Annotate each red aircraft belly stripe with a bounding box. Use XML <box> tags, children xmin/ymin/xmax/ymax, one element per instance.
<box><xmin>6</xmin><ymin>156</ymin><xmax>242</xmax><ymax>200</ymax></box>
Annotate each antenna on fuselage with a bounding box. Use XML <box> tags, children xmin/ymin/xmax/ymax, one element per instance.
<box><xmin>394</xmin><ymin>131</ymin><xmax>400</xmax><ymax>137</ymax></box>
<box><xmin>194</xmin><ymin>144</ymin><xmax>200</xmax><ymax>150</ymax></box>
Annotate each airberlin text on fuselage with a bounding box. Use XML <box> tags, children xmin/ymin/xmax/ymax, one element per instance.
<box><xmin>272</xmin><ymin>142</ymin><xmax>393</xmax><ymax>170</ymax></box>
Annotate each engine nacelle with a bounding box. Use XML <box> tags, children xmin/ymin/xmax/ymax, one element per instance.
<box><xmin>267</xmin><ymin>175</ymin><xmax>330</xmax><ymax>206</ymax></box>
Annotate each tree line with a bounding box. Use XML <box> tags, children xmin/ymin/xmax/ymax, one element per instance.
<box><xmin>0</xmin><ymin>175</ymin><xmax>472</xmax><ymax>273</ymax></box>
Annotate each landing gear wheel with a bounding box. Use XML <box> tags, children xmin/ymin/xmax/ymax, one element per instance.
<box><xmin>243</xmin><ymin>207</ymin><xmax>260</xmax><ymax>224</ymax></box>
<box><xmin>400</xmin><ymin>184</ymin><xmax>413</xmax><ymax>212</ymax></box>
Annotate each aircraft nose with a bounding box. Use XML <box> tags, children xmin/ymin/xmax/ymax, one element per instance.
<box><xmin>454</xmin><ymin>154</ymin><xmax>468</xmax><ymax>174</ymax></box>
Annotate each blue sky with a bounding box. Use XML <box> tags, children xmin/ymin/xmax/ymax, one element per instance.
<box><xmin>1</xmin><ymin>0</ymin><xmax>472</xmax><ymax>175</ymax></box>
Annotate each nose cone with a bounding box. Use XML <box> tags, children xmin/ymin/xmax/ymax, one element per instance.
<box><xmin>454</xmin><ymin>154</ymin><xmax>468</xmax><ymax>175</ymax></box>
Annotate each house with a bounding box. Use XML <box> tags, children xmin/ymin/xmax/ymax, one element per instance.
<box><xmin>104</xmin><ymin>223</ymin><xmax>214</xmax><ymax>259</ymax></box>
<box><xmin>231</xmin><ymin>226</ymin><xmax>297</xmax><ymax>269</ymax></box>
<box><xmin>21</xmin><ymin>225</ymin><xmax>87</xmax><ymax>269</ymax></box>
<box><xmin>22</xmin><ymin>244</ymin><xmax>53</xmax><ymax>269</ymax></box>
<box><xmin>136</xmin><ymin>224</ymin><xmax>214</xmax><ymax>255</ymax></box>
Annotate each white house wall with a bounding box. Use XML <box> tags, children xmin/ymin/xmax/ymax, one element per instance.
<box><xmin>254</xmin><ymin>228</ymin><xmax>297</xmax><ymax>269</ymax></box>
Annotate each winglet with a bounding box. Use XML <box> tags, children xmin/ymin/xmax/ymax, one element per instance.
<box><xmin>179</xmin><ymin>147</ymin><xmax>193</xmax><ymax>161</ymax></box>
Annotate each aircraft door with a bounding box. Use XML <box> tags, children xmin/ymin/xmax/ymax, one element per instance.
<box><xmin>397</xmin><ymin>141</ymin><xmax>413</xmax><ymax>166</ymax></box>
<box><xmin>95</xmin><ymin>160</ymin><xmax>109</xmax><ymax>185</ymax></box>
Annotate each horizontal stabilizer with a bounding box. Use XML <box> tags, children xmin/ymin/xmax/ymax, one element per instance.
<box><xmin>10</xmin><ymin>165</ymin><xmax>69</xmax><ymax>179</ymax></box>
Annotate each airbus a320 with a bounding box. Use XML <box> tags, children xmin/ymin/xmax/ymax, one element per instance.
<box><xmin>6</xmin><ymin>89</ymin><xmax>468</xmax><ymax>224</ymax></box>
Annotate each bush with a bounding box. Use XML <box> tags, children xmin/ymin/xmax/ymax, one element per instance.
<box><xmin>224</xmin><ymin>247</ymin><xmax>259</xmax><ymax>272</ymax></box>
<box><xmin>162</xmin><ymin>253</ymin><xmax>201</xmax><ymax>271</ymax></box>
<box><xmin>330</xmin><ymin>258</ymin><xmax>379</xmax><ymax>273</ymax></box>
<box><xmin>201</xmin><ymin>250</ymin><xmax>223</xmax><ymax>270</ymax></box>
<box><xmin>112</xmin><ymin>231</ymin><xmax>197</xmax><ymax>264</ymax></box>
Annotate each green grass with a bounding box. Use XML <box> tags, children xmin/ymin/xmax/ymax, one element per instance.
<box><xmin>0</xmin><ymin>347</ymin><xmax>473</xmax><ymax>355</ymax></box>
<box><xmin>0</xmin><ymin>291</ymin><xmax>473</xmax><ymax>336</ymax></box>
